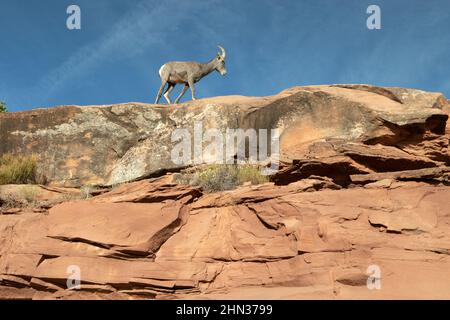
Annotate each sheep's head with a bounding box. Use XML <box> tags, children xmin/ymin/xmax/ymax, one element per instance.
<box><xmin>215</xmin><ymin>46</ymin><xmax>227</xmax><ymax>76</ymax></box>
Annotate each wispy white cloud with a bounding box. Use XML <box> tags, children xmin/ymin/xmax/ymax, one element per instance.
<box><xmin>32</xmin><ymin>0</ymin><xmax>222</xmax><ymax>105</ymax></box>
<box><xmin>9</xmin><ymin>0</ymin><xmax>448</xmax><ymax>109</ymax></box>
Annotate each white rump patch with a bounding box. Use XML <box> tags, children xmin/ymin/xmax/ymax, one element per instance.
<box><xmin>159</xmin><ymin>65</ymin><xmax>166</xmax><ymax>77</ymax></box>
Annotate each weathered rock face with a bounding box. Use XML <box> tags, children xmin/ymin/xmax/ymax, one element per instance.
<box><xmin>2</xmin><ymin>177</ymin><xmax>450</xmax><ymax>299</ymax></box>
<box><xmin>0</xmin><ymin>85</ymin><xmax>447</xmax><ymax>187</ymax></box>
<box><xmin>1</xmin><ymin>84</ymin><xmax>450</xmax><ymax>300</ymax></box>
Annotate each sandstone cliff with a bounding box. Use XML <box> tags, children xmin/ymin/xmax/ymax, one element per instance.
<box><xmin>1</xmin><ymin>84</ymin><xmax>450</xmax><ymax>300</ymax></box>
<box><xmin>1</xmin><ymin>84</ymin><xmax>447</xmax><ymax>187</ymax></box>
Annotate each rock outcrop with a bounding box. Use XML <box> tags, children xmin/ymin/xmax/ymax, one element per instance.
<box><xmin>1</xmin><ymin>177</ymin><xmax>450</xmax><ymax>299</ymax></box>
<box><xmin>1</xmin><ymin>84</ymin><xmax>450</xmax><ymax>300</ymax></box>
<box><xmin>1</xmin><ymin>85</ymin><xmax>447</xmax><ymax>187</ymax></box>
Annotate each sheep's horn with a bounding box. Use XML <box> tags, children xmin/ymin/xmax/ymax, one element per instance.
<box><xmin>218</xmin><ymin>46</ymin><xmax>226</xmax><ymax>59</ymax></box>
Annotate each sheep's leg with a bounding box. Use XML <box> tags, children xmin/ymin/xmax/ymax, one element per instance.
<box><xmin>188</xmin><ymin>79</ymin><xmax>197</xmax><ymax>101</ymax></box>
<box><xmin>155</xmin><ymin>80</ymin><xmax>167</xmax><ymax>104</ymax></box>
<box><xmin>163</xmin><ymin>83</ymin><xmax>175</xmax><ymax>104</ymax></box>
<box><xmin>174</xmin><ymin>84</ymin><xmax>189</xmax><ymax>104</ymax></box>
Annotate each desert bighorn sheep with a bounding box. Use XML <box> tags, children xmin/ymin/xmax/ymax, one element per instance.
<box><xmin>155</xmin><ymin>46</ymin><xmax>227</xmax><ymax>104</ymax></box>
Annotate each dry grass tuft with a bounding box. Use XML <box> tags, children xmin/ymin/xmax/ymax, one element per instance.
<box><xmin>174</xmin><ymin>164</ymin><xmax>269</xmax><ymax>193</ymax></box>
<box><xmin>0</xmin><ymin>154</ymin><xmax>38</xmax><ymax>185</ymax></box>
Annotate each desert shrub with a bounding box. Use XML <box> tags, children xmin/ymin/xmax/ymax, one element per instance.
<box><xmin>0</xmin><ymin>185</ymin><xmax>40</xmax><ymax>209</ymax></box>
<box><xmin>0</xmin><ymin>193</ymin><xmax>26</xmax><ymax>209</ymax></box>
<box><xmin>19</xmin><ymin>185</ymin><xmax>41</xmax><ymax>204</ymax></box>
<box><xmin>236</xmin><ymin>164</ymin><xmax>271</xmax><ymax>186</ymax></box>
<box><xmin>175</xmin><ymin>164</ymin><xmax>269</xmax><ymax>193</ymax></box>
<box><xmin>193</xmin><ymin>164</ymin><xmax>239</xmax><ymax>192</ymax></box>
<box><xmin>0</xmin><ymin>154</ymin><xmax>38</xmax><ymax>185</ymax></box>
<box><xmin>0</xmin><ymin>101</ymin><xmax>7</xmax><ymax>113</ymax></box>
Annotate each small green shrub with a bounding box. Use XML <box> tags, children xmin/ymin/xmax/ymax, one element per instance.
<box><xmin>0</xmin><ymin>154</ymin><xmax>38</xmax><ymax>185</ymax></box>
<box><xmin>0</xmin><ymin>101</ymin><xmax>7</xmax><ymax>113</ymax></box>
<box><xmin>175</xmin><ymin>164</ymin><xmax>269</xmax><ymax>193</ymax></box>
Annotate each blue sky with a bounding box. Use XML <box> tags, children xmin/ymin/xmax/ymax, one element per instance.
<box><xmin>0</xmin><ymin>0</ymin><xmax>449</xmax><ymax>112</ymax></box>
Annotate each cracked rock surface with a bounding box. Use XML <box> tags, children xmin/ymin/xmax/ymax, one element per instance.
<box><xmin>1</xmin><ymin>84</ymin><xmax>450</xmax><ymax>299</ymax></box>
<box><xmin>1</xmin><ymin>84</ymin><xmax>448</xmax><ymax>187</ymax></box>
<box><xmin>1</xmin><ymin>177</ymin><xmax>450</xmax><ymax>299</ymax></box>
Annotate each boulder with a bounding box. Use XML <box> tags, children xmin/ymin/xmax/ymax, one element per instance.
<box><xmin>1</xmin><ymin>85</ymin><xmax>447</xmax><ymax>187</ymax></box>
